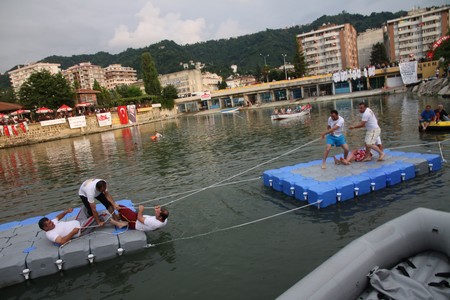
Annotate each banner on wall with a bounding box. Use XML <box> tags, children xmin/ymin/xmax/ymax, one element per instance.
<box><xmin>127</xmin><ymin>105</ymin><xmax>137</xmax><ymax>124</ymax></box>
<box><xmin>399</xmin><ymin>61</ymin><xmax>418</xmax><ymax>85</ymax></box>
<box><xmin>68</xmin><ymin>116</ymin><xmax>87</xmax><ymax>129</ymax></box>
<box><xmin>117</xmin><ymin>106</ymin><xmax>129</xmax><ymax>125</ymax></box>
<box><xmin>96</xmin><ymin>112</ymin><xmax>112</xmax><ymax>127</ymax></box>
<box><xmin>40</xmin><ymin>118</ymin><xmax>67</xmax><ymax>127</ymax></box>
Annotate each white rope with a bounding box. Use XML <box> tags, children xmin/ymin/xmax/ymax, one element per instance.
<box><xmin>136</xmin><ymin>177</ymin><xmax>261</xmax><ymax>205</ymax></box>
<box><xmin>143</xmin><ymin>138</ymin><xmax>321</xmax><ymax>209</ymax></box>
<box><xmin>387</xmin><ymin>138</ymin><xmax>450</xmax><ymax>150</ymax></box>
<box><xmin>439</xmin><ymin>142</ymin><xmax>447</xmax><ymax>163</ymax></box>
<box><xmin>146</xmin><ymin>200</ymin><xmax>321</xmax><ymax>247</ymax></box>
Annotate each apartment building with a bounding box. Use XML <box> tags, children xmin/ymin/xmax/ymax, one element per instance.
<box><xmin>158</xmin><ymin>69</ymin><xmax>203</xmax><ymax>97</ymax></box>
<box><xmin>104</xmin><ymin>64</ymin><xmax>137</xmax><ymax>90</ymax></box>
<box><xmin>62</xmin><ymin>62</ymin><xmax>106</xmax><ymax>90</ymax></box>
<box><xmin>201</xmin><ymin>72</ymin><xmax>222</xmax><ymax>92</ymax></box>
<box><xmin>386</xmin><ymin>6</ymin><xmax>449</xmax><ymax>62</ymax></box>
<box><xmin>8</xmin><ymin>62</ymin><xmax>61</xmax><ymax>93</ymax></box>
<box><xmin>357</xmin><ymin>28</ymin><xmax>384</xmax><ymax>67</ymax></box>
<box><xmin>297</xmin><ymin>23</ymin><xmax>359</xmax><ymax>75</ymax></box>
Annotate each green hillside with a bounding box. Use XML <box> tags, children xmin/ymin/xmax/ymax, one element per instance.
<box><xmin>0</xmin><ymin>10</ymin><xmax>406</xmax><ymax>88</ymax></box>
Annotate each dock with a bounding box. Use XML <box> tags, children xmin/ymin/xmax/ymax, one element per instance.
<box><xmin>263</xmin><ymin>150</ymin><xmax>442</xmax><ymax>208</ymax></box>
<box><xmin>0</xmin><ymin>200</ymin><xmax>146</xmax><ymax>288</ymax></box>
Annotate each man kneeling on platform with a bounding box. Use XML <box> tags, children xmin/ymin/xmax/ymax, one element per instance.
<box><xmin>110</xmin><ymin>205</ymin><xmax>168</xmax><ymax>231</ymax></box>
<box><xmin>38</xmin><ymin>207</ymin><xmax>109</xmax><ymax>245</ymax></box>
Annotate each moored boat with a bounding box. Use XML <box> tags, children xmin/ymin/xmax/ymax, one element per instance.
<box><xmin>271</xmin><ymin>109</ymin><xmax>310</xmax><ymax>121</ymax></box>
<box><xmin>421</xmin><ymin>120</ymin><xmax>450</xmax><ymax>131</ymax></box>
<box><xmin>220</xmin><ymin>107</ymin><xmax>240</xmax><ymax>114</ymax></box>
<box><xmin>277</xmin><ymin>208</ymin><xmax>450</xmax><ymax>300</ymax></box>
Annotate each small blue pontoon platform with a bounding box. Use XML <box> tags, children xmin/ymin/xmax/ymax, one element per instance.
<box><xmin>263</xmin><ymin>150</ymin><xmax>442</xmax><ymax>208</ymax></box>
<box><xmin>0</xmin><ymin>200</ymin><xmax>147</xmax><ymax>288</ymax></box>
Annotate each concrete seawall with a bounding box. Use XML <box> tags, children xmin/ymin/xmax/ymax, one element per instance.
<box><xmin>0</xmin><ymin>108</ymin><xmax>178</xmax><ymax>149</ymax></box>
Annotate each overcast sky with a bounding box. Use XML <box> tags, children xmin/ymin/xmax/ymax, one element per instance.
<box><xmin>0</xmin><ymin>0</ymin><xmax>448</xmax><ymax>73</ymax></box>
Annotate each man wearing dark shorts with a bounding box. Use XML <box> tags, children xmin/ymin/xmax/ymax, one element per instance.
<box><xmin>79</xmin><ymin>178</ymin><xmax>119</xmax><ymax>226</ymax></box>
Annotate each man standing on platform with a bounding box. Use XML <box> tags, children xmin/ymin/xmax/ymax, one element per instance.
<box><xmin>320</xmin><ymin>110</ymin><xmax>349</xmax><ymax>169</ymax></box>
<box><xmin>79</xmin><ymin>178</ymin><xmax>120</xmax><ymax>226</ymax></box>
<box><xmin>349</xmin><ymin>102</ymin><xmax>385</xmax><ymax>161</ymax></box>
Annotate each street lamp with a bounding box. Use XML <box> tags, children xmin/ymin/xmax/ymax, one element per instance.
<box><xmin>260</xmin><ymin>53</ymin><xmax>269</xmax><ymax>82</ymax></box>
<box><xmin>282</xmin><ymin>54</ymin><xmax>288</xmax><ymax>80</ymax></box>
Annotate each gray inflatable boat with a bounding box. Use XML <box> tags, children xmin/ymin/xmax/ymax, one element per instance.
<box><xmin>277</xmin><ymin>208</ymin><xmax>450</xmax><ymax>300</ymax></box>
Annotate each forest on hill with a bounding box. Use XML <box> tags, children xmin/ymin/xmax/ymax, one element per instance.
<box><xmin>0</xmin><ymin>10</ymin><xmax>406</xmax><ymax>89</ymax></box>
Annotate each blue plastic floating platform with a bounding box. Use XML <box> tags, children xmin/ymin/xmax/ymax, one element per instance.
<box><xmin>0</xmin><ymin>200</ymin><xmax>147</xmax><ymax>289</ymax></box>
<box><xmin>263</xmin><ymin>150</ymin><xmax>442</xmax><ymax>208</ymax></box>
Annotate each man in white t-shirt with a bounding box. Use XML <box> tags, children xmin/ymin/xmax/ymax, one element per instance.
<box><xmin>320</xmin><ymin>110</ymin><xmax>349</xmax><ymax>169</ymax></box>
<box><xmin>79</xmin><ymin>178</ymin><xmax>120</xmax><ymax>226</ymax></box>
<box><xmin>38</xmin><ymin>207</ymin><xmax>82</xmax><ymax>245</ymax></box>
<box><xmin>349</xmin><ymin>102</ymin><xmax>385</xmax><ymax>161</ymax></box>
<box><xmin>110</xmin><ymin>205</ymin><xmax>168</xmax><ymax>232</ymax></box>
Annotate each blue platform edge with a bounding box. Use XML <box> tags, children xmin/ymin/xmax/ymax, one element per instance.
<box><xmin>0</xmin><ymin>199</ymin><xmax>135</xmax><ymax>232</ymax></box>
<box><xmin>263</xmin><ymin>151</ymin><xmax>442</xmax><ymax>208</ymax></box>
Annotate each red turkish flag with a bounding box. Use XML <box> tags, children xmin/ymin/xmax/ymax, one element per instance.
<box><xmin>117</xmin><ymin>106</ymin><xmax>129</xmax><ymax>125</ymax></box>
<box><xmin>19</xmin><ymin>123</ymin><xmax>26</xmax><ymax>133</ymax></box>
<box><xmin>3</xmin><ymin>125</ymin><xmax>10</xmax><ymax>137</ymax></box>
<box><xmin>12</xmin><ymin>125</ymin><xmax>18</xmax><ymax>136</ymax></box>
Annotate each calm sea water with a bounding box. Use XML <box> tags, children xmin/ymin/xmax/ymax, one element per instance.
<box><xmin>1</xmin><ymin>93</ymin><xmax>450</xmax><ymax>300</ymax></box>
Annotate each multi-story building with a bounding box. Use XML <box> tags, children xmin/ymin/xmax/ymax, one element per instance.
<box><xmin>386</xmin><ymin>6</ymin><xmax>449</xmax><ymax>62</ymax></box>
<box><xmin>104</xmin><ymin>64</ymin><xmax>137</xmax><ymax>90</ymax></box>
<box><xmin>357</xmin><ymin>28</ymin><xmax>384</xmax><ymax>68</ymax></box>
<box><xmin>8</xmin><ymin>62</ymin><xmax>61</xmax><ymax>93</ymax></box>
<box><xmin>62</xmin><ymin>62</ymin><xmax>106</xmax><ymax>90</ymax></box>
<box><xmin>297</xmin><ymin>23</ymin><xmax>358</xmax><ymax>75</ymax></box>
<box><xmin>201</xmin><ymin>72</ymin><xmax>222</xmax><ymax>91</ymax></box>
<box><xmin>158</xmin><ymin>69</ymin><xmax>204</xmax><ymax>97</ymax></box>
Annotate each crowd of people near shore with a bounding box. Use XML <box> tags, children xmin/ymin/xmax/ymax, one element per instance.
<box><xmin>272</xmin><ymin>103</ymin><xmax>312</xmax><ymax>115</ymax></box>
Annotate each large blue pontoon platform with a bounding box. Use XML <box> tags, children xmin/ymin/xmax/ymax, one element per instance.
<box><xmin>263</xmin><ymin>150</ymin><xmax>442</xmax><ymax>208</ymax></box>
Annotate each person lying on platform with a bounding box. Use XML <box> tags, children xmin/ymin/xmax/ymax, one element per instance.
<box><xmin>39</xmin><ymin>207</ymin><xmax>111</xmax><ymax>244</ymax></box>
<box><xmin>434</xmin><ymin>104</ymin><xmax>450</xmax><ymax>122</ymax></box>
<box><xmin>419</xmin><ymin>105</ymin><xmax>436</xmax><ymax>131</ymax></box>
<box><xmin>335</xmin><ymin>137</ymin><xmax>383</xmax><ymax>165</ymax></box>
<box><xmin>109</xmin><ymin>205</ymin><xmax>169</xmax><ymax>232</ymax></box>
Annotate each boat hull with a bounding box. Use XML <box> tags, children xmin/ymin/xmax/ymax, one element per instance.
<box><xmin>271</xmin><ymin>110</ymin><xmax>310</xmax><ymax>121</ymax></box>
<box><xmin>277</xmin><ymin>208</ymin><xmax>450</xmax><ymax>300</ymax></box>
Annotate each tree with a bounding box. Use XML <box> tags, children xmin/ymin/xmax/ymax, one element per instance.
<box><xmin>161</xmin><ymin>85</ymin><xmax>178</xmax><ymax>109</ymax></box>
<box><xmin>141</xmin><ymin>52</ymin><xmax>161</xmax><ymax>96</ymax></box>
<box><xmin>93</xmin><ymin>79</ymin><xmax>112</xmax><ymax>107</ymax></box>
<box><xmin>293</xmin><ymin>40</ymin><xmax>308</xmax><ymax>78</ymax></box>
<box><xmin>0</xmin><ymin>87</ymin><xmax>17</xmax><ymax>103</ymax></box>
<box><xmin>18</xmin><ymin>70</ymin><xmax>74</xmax><ymax>108</ymax></box>
<box><xmin>370</xmin><ymin>42</ymin><xmax>389</xmax><ymax>66</ymax></box>
<box><xmin>433</xmin><ymin>37</ymin><xmax>450</xmax><ymax>67</ymax></box>
<box><xmin>218</xmin><ymin>80</ymin><xmax>228</xmax><ymax>90</ymax></box>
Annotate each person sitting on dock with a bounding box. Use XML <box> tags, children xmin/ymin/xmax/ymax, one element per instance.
<box><xmin>110</xmin><ymin>205</ymin><xmax>169</xmax><ymax>232</ymax></box>
<box><xmin>320</xmin><ymin>110</ymin><xmax>349</xmax><ymax>169</ymax></box>
<box><xmin>419</xmin><ymin>105</ymin><xmax>436</xmax><ymax>130</ymax></box>
<box><xmin>79</xmin><ymin>179</ymin><xmax>120</xmax><ymax>227</ymax></box>
<box><xmin>434</xmin><ymin>104</ymin><xmax>450</xmax><ymax>122</ymax></box>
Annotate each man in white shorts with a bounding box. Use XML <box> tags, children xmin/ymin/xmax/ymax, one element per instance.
<box><xmin>349</xmin><ymin>102</ymin><xmax>385</xmax><ymax>161</ymax></box>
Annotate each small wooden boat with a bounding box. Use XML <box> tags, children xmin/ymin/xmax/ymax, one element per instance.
<box><xmin>220</xmin><ymin>107</ymin><xmax>239</xmax><ymax>114</ymax></box>
<box><xmin>271</xmin><ymin>109</ymin><xmax>310</xmax><ymax>121</ymax></box>
<box><xmin>277</xmin><ymin>208</ymin><xmax>450</xmax><ymax>300</ymax></box>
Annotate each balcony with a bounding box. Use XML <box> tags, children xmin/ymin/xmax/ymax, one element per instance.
<box><xmin>422</xmin><ymin>14</ymin><xmax>440</xmax><ymax>23</ymax></box>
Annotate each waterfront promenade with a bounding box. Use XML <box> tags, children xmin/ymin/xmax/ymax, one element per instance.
<box><xmin>0</xmin><ymin>87</ymin><xmax>405</xmax><ymax>149</ymax></box>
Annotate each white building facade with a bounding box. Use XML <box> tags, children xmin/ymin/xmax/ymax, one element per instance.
<box><xmin>297</xmin><ymin>23</ymin><xmax>359</xmax><ymax>75</ymax></box>
<box><xmin>386</xmin><ymin>6</ymin><xmax>449</xmax><ymax>62</ymax></box>
<box><xmin>8</xmin><ymin>62</ymin><xmax>61</xmax><ymax>93</ymax></box>
<box><xmin>62</xmin><ymin>62</ymin><xmax>106</xmax><ymax>90</ymax></box>
<box><xmin>104</xmin><ymin>64</ymin><xmax>137</xmax><ymax>90</ymax></box>
<box><xmin>357</xmin><ymin>28</ymin><xmax>384</xmax><ymax>67</ymax></box>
